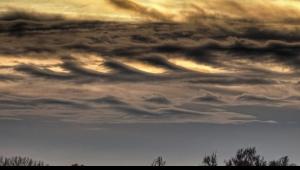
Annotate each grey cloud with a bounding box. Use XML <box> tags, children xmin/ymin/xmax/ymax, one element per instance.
<box><xmin>157</xmin><ymin>108</ymin><xmax>205</xmax><ymax>117</ymax></box>
<box><xmin>1</xmin><ymin>11</ymin><xmax>300</xmax><ymax>72</ymax></box>
<box><xmin>241</xmin><ymin>26</ymin><xmax>300</xmax><ymax>41</ymax></box>
<box><xmin>108</xmin><ymin>104</ymin><xmax>256</xmax><ymax>124</ymax></box>
<box><xmin>0</xmin><ymin>74</ymin><xmax>21</xmax><ymax>82</ymax></box>
<box><xmin>111</xmin><ymin>105</ymin><xmax>159</xmax><ymax>117</ymax></box>
<box><xmin>143</xmin><ymin>94</ymin><xmax>171</xmax><ymax>105</ymax></box>
<box><xmin>236</xmin><ymin>94</ymin><xmax>283</xmax><ymax>104</ymax></box>
<box><xmin>89</xmin><ymin>96</ymin><xmax>128</xmax><ymax>106</ymax></box>
<box><xmin>226</xmin><ymin>105</ymin><xmax>300</xmax><ymax>125</ymax></box>
<box><xmin>62</xmin><ymin>61</ymin><xmax>106</xmax><ymax>77</ymax></box>
<box><xmin>134</xmin><ymin>54</ymin><xmax>187</xmax><ymax>72</ymax></box>
<box><xmin>0</xmin><ymin>96</ymin><xmax>89</xmax><ymax>110</ymax></box>
<box><xmin>104</xmin><ymin>60</ymin><xmax>148</xmax><ymax>75</ymax></box>
<box><xmin>193</xmin><ymin>93</ymin><xmax>224</xmax><ymax>104</ymax></box>
<box><xmin>189</xmin><ymin>77</ymin><xmax>279</xmax><ymax>86</ymax></box>
<box><xmin>15</xmin><ymin>64</ymin><xmax>75</xmax><ymax>80</ymax></box>
<box><xmin>285</xmin><ymin>96</ymin><xmax>300</xmax><ymax>102</ymax></box>
<box><xmin>32</xmin><ymin>98</ymin><xmax>89</xmax><ymax>109</ymax></box>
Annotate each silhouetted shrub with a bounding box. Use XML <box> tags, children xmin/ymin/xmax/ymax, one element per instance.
<box><xmin>203</xmin><ymin>153</ymin><xmax>218</xmax><ymax>166</ymax></box>
<box><xmin>0</xmin><ymin>156</ymin><xmax>46</xmax><ymax>166</ymax></box>
<box><xmin>152</xmin><ymin>156</ymin><xmax>166</xmax><ymax>166</ymax></box>
<box><xmin>71</xmin><ymin>163</ymin><xmax>85</xmax><ymax>166</ymax></box>
<box><xmin>225</xmin><ymin>147</ymin><xmax>267</xmax><ymax>166</ymax></box>
<box><xmin>268</xmin><ymin>156</ymin><xmax>296</xmax><ymax>166</ymax></box>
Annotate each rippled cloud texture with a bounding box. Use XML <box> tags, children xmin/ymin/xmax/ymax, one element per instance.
<box><xmin>1</xmin><ymin>0</ymin><xmax>300</xmax><ymax>126</ymax></box>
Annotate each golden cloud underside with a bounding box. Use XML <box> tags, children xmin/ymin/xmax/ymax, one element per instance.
<box><xmin>1</xmin><ymin>0</ymin><xmax>300</xmax><ymax>23</ymax></box>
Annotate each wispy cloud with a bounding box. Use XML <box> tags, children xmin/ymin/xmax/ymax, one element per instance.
<box><xmin>107</xmin><ymin>0</ymin><xmax>172</xmax><ymax>21</ymax></box>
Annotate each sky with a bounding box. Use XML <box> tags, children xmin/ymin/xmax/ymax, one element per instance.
<box><xmin>0</xmin><ymin>0</ymin><xmax>300</xmax><ymax>166</ymax></box>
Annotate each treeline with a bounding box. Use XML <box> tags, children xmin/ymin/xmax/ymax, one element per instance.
<box><xmin>0</xmin><ymin>156</ymin><xmax>47</xmax><ymax>166</ymax></box>
<box><xmin>152</xmin><ymin>147</ymin><xmax>297</xmax><ymax>166</ymax></box>
<box><xmin>0</xmin><ymin>147</ymin><xmax>298</xmax><ymax>166</ymax></box>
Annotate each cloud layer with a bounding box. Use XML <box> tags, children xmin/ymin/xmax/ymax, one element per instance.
<box><xmin>1</xmin><ymin>5</ymin><xmax>300</xmax><ymax>125</ymax></box>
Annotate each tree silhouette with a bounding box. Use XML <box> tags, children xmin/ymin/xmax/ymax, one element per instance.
<box><xmin>225</xmin><ymin>147</ymin><xmax>267</xmax><ymax>166</ymax></box>
<box><xmin>0</xmin><ymin>156</ymin><xmax>46</xmax><ymax>166</ymax></box>
<box><xmin>202</xmin><ymin>153</ymin><xmax>218</xmax><ymax>166</ymax></box>
<box><xmin>269</xmin><ymin>156</ymin><xmax>296</xmax><ymax>166</ymax></box>
<box><xmin>71</xmin><ymin>163</ymin><xmax>85</xmax><ymax>166</ymax></box>
<box><xmin>0</xmin><ymin>148</ymin><xmax>297</xmax><ymax>166</ymax></box>
<box><xmin>151</xmin><ymin>156</ymin><xmax>166</xmax><ymax>166</ymax></box>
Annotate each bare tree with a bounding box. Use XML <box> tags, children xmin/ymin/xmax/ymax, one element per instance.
<box><xmin>0</xmin><ymin>156</ymin><xmax>46</xmax><ymax>166</ymax></box>
<box><xmin>152</xmin><ymin>156</ymin><xmax>166</xmax><ymax>166</ymax></box>
<box><xmin>269</xmin><ymin>156</ymin><xmax>289</xmax><ymax>166</ymax></box>
<box><xmin>225</xmin><ymin>147</ymin><xmax>267</xmax><ymax>166</ymax></box>
<box><xmin>202</xmin><ymin>153</ymin><xmax>218</xmax><ymax>166</ymax></box>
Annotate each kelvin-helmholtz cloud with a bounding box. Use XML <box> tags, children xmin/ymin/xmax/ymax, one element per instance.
<box><xmin>1</xmin><ymin>0</ymin><xmax>300</xmax><ymax>125</ymax></box>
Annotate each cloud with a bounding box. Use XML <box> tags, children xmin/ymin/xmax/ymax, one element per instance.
<box><xmin>104</xmin><ymin>60</ymin><xmax>147</xmax><ymax>75</ymax></box>
<box><xmin>181</xmin><ymin>0</ymin><xmax>300</xmax><ymax>27</ymax></box>
<box><xmin>32</xmin><ymin>98</ymin><xmax>89</xmax><ymax>109</ymax></box>
<box><xmin>0</xmin><ymin>74</ymin><xmax>21</xmax><ymax>82</ymax></box>
<box><xmin>89</xmin><ymin>96</ymin><xmax>128</xmax><ymax>106</ymax></box>
<box><xmin>102</xmin><ymin>104</ymin><xmax>257</xmax><ymax>124</ymax></box>
<box><xmin>107</xmin><ymin>0</ymin><xmax>172</xmax><ymax>22</ymax></box>
<box><xmin>286</xmin><ymin>96</ymin><xmax>300</xmax><ymax>101</ymax></box>
<box><xmin>143</xmin><ymin>94</ymin><xmax>171</xmax><ymax>105</ymax></box>
<box><xmin>0</xmin><ymin>10</ymin><xmax>65</xmax><ymax>21</ymax></box>
<box><xmin>16</xmin><ymin>64</ymin><xmax>75</xmax><ymax>80</ymax></box>
<box><xmin>189</xmin><ymin>77</ymin><xmax>279</xmax><ymax>85</ymax></box>
<box><xmin>226</xmin><ymin>104</ymin><xmax>300</xmax><ymax>125</ymax></box>
<box><xmin>1</xmin><ymin>8</ymin><xmax>300</xmax><ymax>125</ymax></box>
<box><xmin>62</xmin><ymin>61</ymin><xmax>105</xmax><ymax>77</ymax></box>
<box><xmin>134</xmin><ymin>55</ymin><xmax>187</xmax><ymax>72</ymax></box>
<box><xmin>0</xmin><ymin>94</ymin><xmax>90</xmax><ymax>110</ymax></box>
<box><xmin>193</xmin><ymin>93</ymin><xmax>224</xmax><ymax>104</ymax></box>
<box><xmin>1</xmin><ymin>11</ymin><xmax>300</xmax><ymax>68</ymax></box>
<box><xmin>236</xmin><ymin>94</ymin><xmax>283</xmax><ymax>104</ymax></box>
<box><xmin>0</xmin><ymin>90</ymin><xmax>262</xmax><ymax>124</ymax></box>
